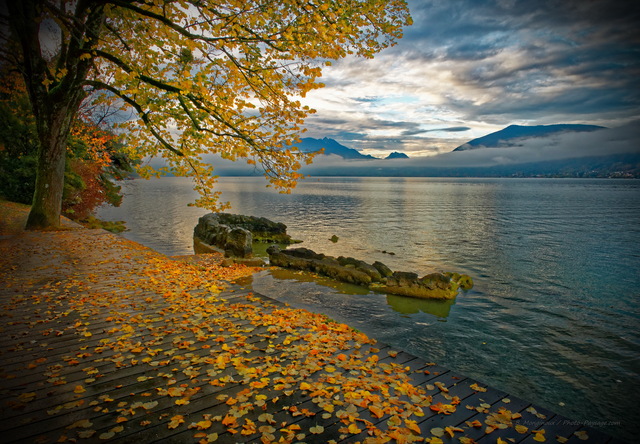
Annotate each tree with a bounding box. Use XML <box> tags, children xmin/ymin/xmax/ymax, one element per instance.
<box><xmin>0</xmin><ymin>0</ymin><xmax>411</xmax><ymax>229</ymax></box>
<box><xmin>0</xmin><ymin>69</ymin><xmax>135</xmax><ymax>219</ymax></box>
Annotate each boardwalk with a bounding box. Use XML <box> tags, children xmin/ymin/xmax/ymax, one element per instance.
<box><xmin>0</xmin><ymin>208</ymin><xmax>623</xmax><ymax>443</ymax></box>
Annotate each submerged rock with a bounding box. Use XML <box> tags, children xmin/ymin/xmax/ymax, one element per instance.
<box><xmin>267</xmin><ymin>246</ymin><xmax>372</xmax><ymax>286</ymax></box>
<box><xmin>380</xmin><ymin>272</ymin><xmax>458</xmax><ymax>299</ymax></box>
<box><xmin>267</xmin><ymin>246</ymin><xmax>473</xmax><ymax>300</ymax></box>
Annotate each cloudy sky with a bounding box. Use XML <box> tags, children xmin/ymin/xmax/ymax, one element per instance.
<box><xmin>299</xmin><ymin>0</ymin><xmax>640</xmax><ymax>158</ymax></box>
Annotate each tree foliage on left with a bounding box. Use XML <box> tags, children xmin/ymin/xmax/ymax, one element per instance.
<box><xmin>0</xmin><ymin>0</ymin><xmax>411</xmax><ymax>229</ymax></box>
<box><xmin>0</xmin><ymin>69</ymin><xmax>134</xmax><ymax>222</ymax></box>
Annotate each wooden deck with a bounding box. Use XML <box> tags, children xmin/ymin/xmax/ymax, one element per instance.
<box><xmin>0</xmin><ymin>225</ymin><xmax>625</xmax><ymax>443</ymax></box>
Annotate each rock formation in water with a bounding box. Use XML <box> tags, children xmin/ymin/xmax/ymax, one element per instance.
<box><xmin>193</xmin><ymin>213</ymin><xmax>295</xmax><ymax>260</ymax></box>
<box><xmin>267</xmin><ymin>245</ymin><xmax>473</xmax><ymax>300</ymax></box>
<box><xmin>194</xmin><ymin>213</ymin><xmax>474</xmax><ymax>299</ymax></box>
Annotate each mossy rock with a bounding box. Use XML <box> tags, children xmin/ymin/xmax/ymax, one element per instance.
<box><xmin>444</xmin><ymin>272</ymin><xmax>474</xmax><ymax>291</ymax></box>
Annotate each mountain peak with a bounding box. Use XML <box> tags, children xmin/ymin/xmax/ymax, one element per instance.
<box><xmin>293</xmin><ymin>137</ymin><xmax>376</xmax><ymax>160</ymax></box>
<box><xmin>385</xmin><ymin>151</ymin><xmax>409</xmax><ymax>159</ymax></box>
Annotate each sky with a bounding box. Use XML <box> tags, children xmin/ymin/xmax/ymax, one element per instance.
<box><xmin>299</xmin><ymin>0</ymin><xmax>640</xmax><ymax>158</ymax></box>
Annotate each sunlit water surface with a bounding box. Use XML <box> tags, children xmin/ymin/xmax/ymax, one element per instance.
<box><xmin>97</xmin><ymin>177</ymin><xmax>640</xmax><ymax>440</ymax></box>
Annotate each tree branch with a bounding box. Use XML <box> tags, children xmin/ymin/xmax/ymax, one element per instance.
<box><xmin>93</xmin><ymin>49</ymin><xmax>182</xmax><ymax>94</ymax></box>
<box><xmin>109</xmin><ymin>0</ymin><xmax>244</xmax><ymax>44</ymax></box>
<box><xmin>85</xmin><ymin>79</ymin><xmax>185</xmax><ymax>157</ymax></box>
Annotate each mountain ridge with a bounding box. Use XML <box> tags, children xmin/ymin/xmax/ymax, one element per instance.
<box><xmin>454</xmin><ymin>124</ymin><xmax>606</xmax><ymax>151</ymax></box>
<box><xmin>292</xmin><ymin>137</ymin><xmax>376</xmax><ymax>160</ymax></box>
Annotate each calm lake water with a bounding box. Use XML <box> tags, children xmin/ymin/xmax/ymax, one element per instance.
<box><xmin>97</xmin><ymin>176</ymin><xmax>640</xmax><ymax>440</ymax></box>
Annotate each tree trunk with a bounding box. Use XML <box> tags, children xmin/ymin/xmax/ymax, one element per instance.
<box><xmin>26</xmin><ymin>112</ymin><xmax>72</xmax><ymax>230</ymax></box>
<box><xmin>7</xmin><ymin>0</ymin><xmax>105</xmax><ymax>230</ymax></box>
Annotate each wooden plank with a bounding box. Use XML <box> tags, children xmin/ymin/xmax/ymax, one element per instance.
<box><xmin>0</xmin><ymin>229</ymin><xmax>622</xmax><ymax>443</ymax></box>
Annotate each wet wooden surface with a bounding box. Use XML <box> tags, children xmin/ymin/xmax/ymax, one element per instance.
<box><xmin>0</xmin><ymin>226</ymin><xmax>623</xmax><ymax>443</ymax></box>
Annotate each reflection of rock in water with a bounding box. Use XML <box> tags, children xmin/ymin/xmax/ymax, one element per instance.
<box><xmin>238</xmin><ymin>269</ymin><xmax>457</xmax><ymax>320</ymax></box>
<box><xmin>386</xmin><ymin>293</ymin><xmax>455</xmax><ymax>318</ymax></box>
<box><xmin>253</xmin><ymin>268</ymin><xmax>373</xmax><ymax>295</ymax></box>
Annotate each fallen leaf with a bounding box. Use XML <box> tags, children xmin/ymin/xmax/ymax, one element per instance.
<box><xmin>310</xmin><ymin>425</ymin><xmax>324</xmax><ymax>434</ymax></box>
<box><xmin>430</xmin><ymin>427</ymin><xmax>444</xmax><ymax>437</ymax></box>
<box><xmin>168</xmin><ymin>415</ymin><xmax>185</xmax><ymax>429</ymax></box>
<box><xmin>574</xmin><ymin>430</ymin><xmax>589</xmax><ymax>440</ymax></box>
<box><xmin>18</xmin><ymin>392</ymin><xmax>37</xmax><ymax>402</ymax></box>
<box><xmin>77</xmin><ymin>430</ymin><xmax>96</xmax><ymax>438</ymax></box>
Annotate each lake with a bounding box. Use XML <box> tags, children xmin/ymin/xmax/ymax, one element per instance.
<box><xmin>97</xmin><ymin>176</ymin><xmax>640</xmax><ymax>440</ymax></box>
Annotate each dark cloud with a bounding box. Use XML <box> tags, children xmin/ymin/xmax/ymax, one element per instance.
<box><xmin>301</xmin><ymin>0</ymin><xmax>639</xmax><ymax>156</ymax></box>
<box><xmin>399</xmin><ymin>0</ymin><xmax>640</xmax><ymax>124</ymax></box>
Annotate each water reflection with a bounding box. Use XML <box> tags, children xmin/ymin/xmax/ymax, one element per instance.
<box><xmin>240</xmin><ymin>268</ymin><xmax>376</xmax><ymax>296</ymax></box>
<box><xmin>239</xmin><ymin>268</ymin><xmax>456</xmax><ymax>319</ymax></box>
<box><xmin>386</xmin><ymin>293</ymin><xmax>455</xmax><ymax>318</ymax></box>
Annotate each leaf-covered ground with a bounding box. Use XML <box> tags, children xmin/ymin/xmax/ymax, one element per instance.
<box><xmin>0</xmin><ymin>201</ymin><xmax>611</xmax><ymax>443</ymax></box>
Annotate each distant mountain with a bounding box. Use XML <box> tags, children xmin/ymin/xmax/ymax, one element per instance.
<box><xmin>385</xmin><ymin>151</ymin><xmax>409</xmax><ymax>159</ymax></box>
<box><xmin>299</xmin><ymin>153</ymin><xmax>640</xmax><ymax>178</ymax></box>
<box><xmin>454</xmin><ymin>124</ymin><xmax>606</xmax><ymax>151</ymax></box>
<box><xmin>292</xmin><ymin>137</ymin><xmax>376</xmax><ymax>160</ymax></box>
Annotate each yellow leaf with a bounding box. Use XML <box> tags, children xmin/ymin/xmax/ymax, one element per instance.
<box><xmin>195</xmin><ymin>420</ymin><xmax>212</xmax><ymax>430</ymax></box>
<box><xmin>77</xmin><ymin>430</ymin><xmax>96</xmax><ymax>438</ymax></box>
<box><xmin>18</xmin><ymin>392</ymin><xmax>36</xmax><ymax>402</ymax></box>
<box><xmin>142</xmin><ymin>401</ymin><xmax>158</xmax><ymax>409</ymax></box>
<box><xmin>66</xmin><ymin>419</ymin><xmax>93</xmax><ymax>429</ymax></box>
<box><xmin>574</xmin><ymin>430</ymin><xmax>589</xmax><ymax>440</ymax></box>
<box><xmin>430</xmin><ymin>427</ymin><xmax>444</xmax><ymax>437</ymax></box>
<box><xmin>444</xmin><ymin>426</ymin><xmax>463</xmax><ymax>437</ymax></box>
<box><xmin>533</xmin><ymin>431</ymin><xmax>546</xmax><ymax>442</ymax></box>
<box><xmin>167</xmin><ymin>386</ymin><xmax>184</xmax><ymax>397</ymax></box>
<box><xmin>74</xmin><ymin>385</ymin><xmax>86</xmax><ymax>394</ymax></box>
<box><xmin>99</xmin><ymin>432</ymin><xmax>115</xmax><ymax>440</ymax></box>
<box><xmin>515</xmin><ymin>424</ymin><xmax>528</xmax><ymax>434</ymax></box>
<box><xmin>168</xmin><ymin>415</ymin><xmax>185</xmax><ymax>429</ymax></box>
<box><xmin>309</xmin><ymin>425</ymin><xmax>324</xmax><ymax>434</ymax></box>
<box><xmin>405</xmin><ymin>419</ymin><xmax>420</xmax><ymax>434</ymax></box>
